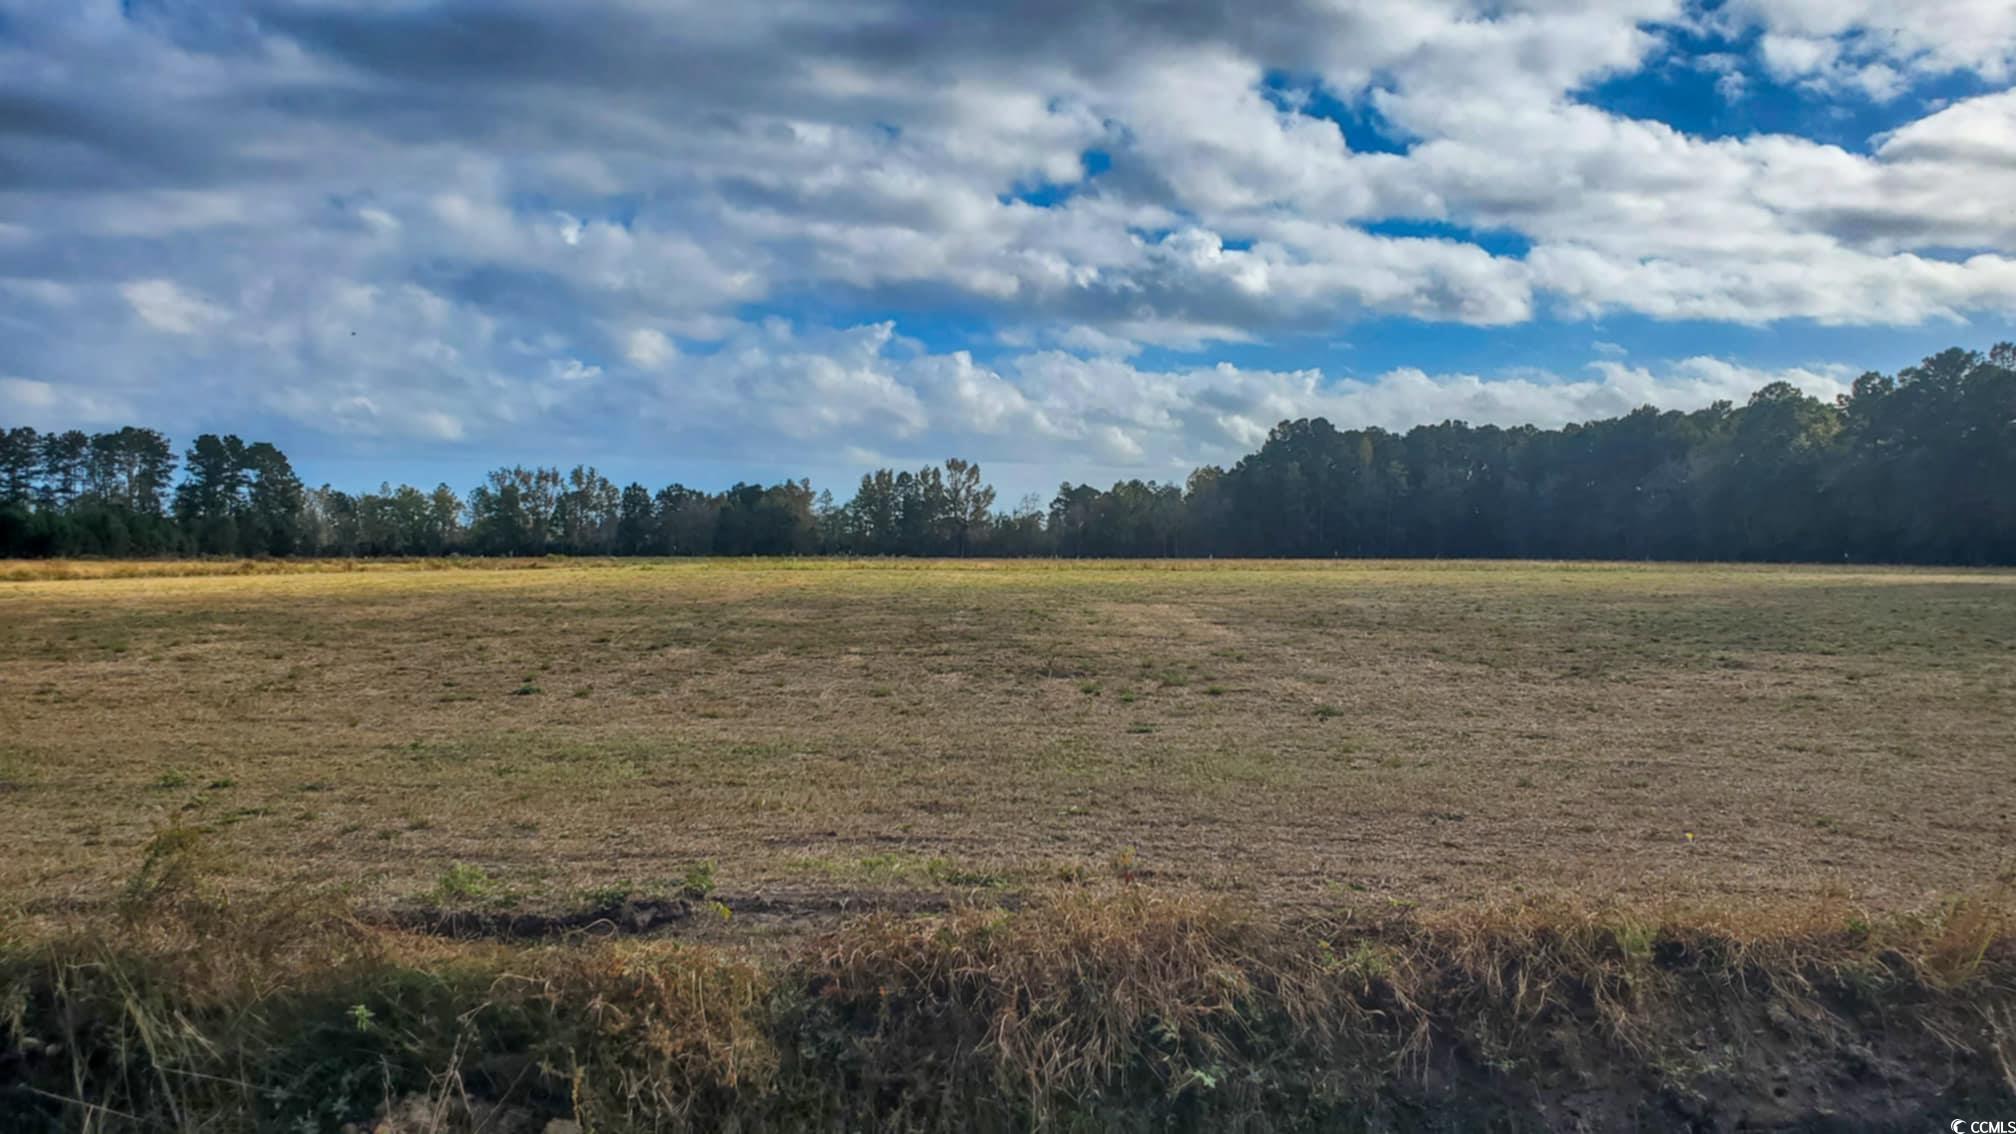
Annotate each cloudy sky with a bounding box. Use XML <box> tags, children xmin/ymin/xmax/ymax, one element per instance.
<box><xmin>3</xmin><ymin>1</ymin><xmax>2015</xmax><ymax>500</ymax></box>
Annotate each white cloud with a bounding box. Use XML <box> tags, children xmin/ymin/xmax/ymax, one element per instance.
<box><xmin>624</xmin><ymin>328</ymin><xmax>677</xmax><ymax>369</ymax></box>
<box><xmin>1</xmin><ymin>0</ymin><xmax>2013</xmax><ymax>478</ymax></box>
<box><xmin>0</xmin><ymin>376</ymin><xmax>135</xmax><ymax>425</ymax></box>
<box><xmin>1726</xmin><ymin>1</ymin><xmax>2016</xmax><ymax>87</ymax></box>
<box><xmin>0</xmin><ymin>377</ymin><xmax>56</xmax><ymax>411</ymax></box>
<box><xmin>1877</xmin><ymin>88</ymin><xmax>2016</xmax><ymax>167</ymax></box>
<box><xmin>551</xmin><ymin>358</ymin><xmax>603</xmax><ymax>383</ymax></box>
<box><xmin>592</xmin><ymin>318</ymin><xmax>1868</xmax><ymax>476</ymax></box>
<box><xmin>121</xmin><ymin>279</ymin><xmax>228</xmax><ymax>335</ymax></box>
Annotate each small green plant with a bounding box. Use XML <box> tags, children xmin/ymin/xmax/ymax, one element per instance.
<box><xmin>1110</xmin><ymin>846</ymin><xmax>1139</xmax><ymax>883</ymax></box>
<box><xmin>582</xmin><ymin>880</ymin><xmax>641</xmax><ymax>907</ymax></box>
<box><xmin>1343</xmin><ymin>941</ymin><xmax>1395</xmax><ymax>981</ymax></box>
<box><xmin>1313</xmin><ymin>704</ymin><xmax>1343</xmax><ymax>720</ymax></box>
<box><xmin>151</xmin><ymin>770</ymin><xmax>192</xmax><ymax>790</ymax></box>
<box><xmin>433</xmin><ymin>862</ymin><xmax>494</xmax><ymax>902</ymax></box>
<box><xmin>513</xmin><ymin>682</ymin><xmax>542</xmax><ymax>696</ymax></box>
<box><xmin>347</xmin><ymin>1003</ymin><xmax>376</xmax><ymax>1033</ymax></box>
<box><xmin>1612</xmin><ymin>918</ymin><xmax>1657</xmax><ymax>961</ymax></box>
<box><xmin>681</xmin><ymin>860</ymin><xmax>717</xmax><ymax>899</ymax></box>
<box><xmin>1079</xmin><ymin>680</ymin><xmax>1102</xmax><ymax>696</ymax></box>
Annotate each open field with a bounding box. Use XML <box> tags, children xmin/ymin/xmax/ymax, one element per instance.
<box><xmin>2</xmin><ymin>557</ymin><xmax>2014</xmax><ymax>918</ymax></box>
<box><xmin>6</xmin><ymin>558</ymin><xmax>2016</xmax><ymax>1128</ymax></box>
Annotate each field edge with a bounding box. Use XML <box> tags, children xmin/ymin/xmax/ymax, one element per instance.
<box><xmin>5</xmin><ymin>880</ymin><xmax>2014</xmax><ymax>1132</ymax></box>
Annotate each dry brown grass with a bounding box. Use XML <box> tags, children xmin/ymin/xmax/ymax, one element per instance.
<box><xmin>0</xmin><ymin>555</ymin><xmax>585</xmax><ymax>583</ymax></box>
<box><xmin>2</xmin><ymin>557</ymin><xmax>2013</xmax><ymax>926</ymax></box>
<box><xmin>5</xmin><ymin>862</ymin><xmax>2013</xmax><ymax>1130</ymax></box>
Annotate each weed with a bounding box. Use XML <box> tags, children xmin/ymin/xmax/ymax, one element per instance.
<box><xmin>1611</xmin><ymin>918</ymin><xmax>1657</xmax><ymax>962</ymax></box>
<box><xmin>682</xmin><ymin>860</ymin><xmax>717</xmax><ymax>899</ymax></box>
<box><xmin>433</xmin><ymin>862</ymin><xmax>495</xmax><ymax>903</ymax></box>
<box><xmin>121</xmin><ymin>822</ymin><xmax>216</xmax><ymax>912</ymax></box>
<box><xmin>1110</xmin><ymin>846</ymin><xmax>1140</xmax><ymax>883</ymax></box>
<box><xmin>582</xmin><ymin>879</ymin><xmax>651</xmax><ymax>906</ymax></box>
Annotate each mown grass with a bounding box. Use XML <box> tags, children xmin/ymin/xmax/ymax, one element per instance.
<box><xmin>4</xmin><ymin>557</ymin><xmax>2016</xmax><ymax>1127</ymax></box>
<box><xmin>3</xmin><ymin>558</ymin><xmax>2013</xmax><ymax>915</ymax></box>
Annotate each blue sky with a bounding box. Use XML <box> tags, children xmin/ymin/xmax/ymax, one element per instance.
<box><xmin>3</xmin><ymin>1</ymin><xmax>2015</xmax><ymax>503</ymax></box>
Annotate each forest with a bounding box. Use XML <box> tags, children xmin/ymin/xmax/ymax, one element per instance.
<box><xmin>4</xmin><ymin>345</ymin><xmax>2013</xmax><ymax>564</ymax></box>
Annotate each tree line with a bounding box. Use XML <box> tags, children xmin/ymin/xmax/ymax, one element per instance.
<box><xmin>4</xmin><ymin>345</ymin><xmax>2012</xmax><ymax>564</ymax></box>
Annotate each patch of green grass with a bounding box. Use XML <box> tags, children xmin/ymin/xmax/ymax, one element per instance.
<box><xmin>432</xmin><ymin>861</ymin><xmax>495</xmax><ymax>903</ymax></box>
<box><xmin>0</xmin><ymin>750</ymin><xmax>33</xmax><ymax>792</ymax></box>
<box><xmin>681</xmin><ymin>860</ymin><xmax>717</xmax><ymax>899</ymax></box>
<box><xmin>1611</xmin><ymin>918</ymin><xmax>1657</xmax><ymax>962</ymax></box>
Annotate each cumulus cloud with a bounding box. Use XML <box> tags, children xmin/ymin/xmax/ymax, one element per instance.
<box><xmin>1723</xmin><ymin>0</ymin><xmax>2016</xmax><ymax>89</ymax></box>
<box><xmin>0</xmin><ymin>0</ymin><xmax>2012</xmax><ymax>482</ymax></box>
<box><xmin>0</xmin><ymin>376</ymin><xmax>136</xmax><ymax>425</ymax></box>
<box><xmin>121</xmin><ymin>279</ymin><xmax>229</xmax><ymax>335</ymax></box>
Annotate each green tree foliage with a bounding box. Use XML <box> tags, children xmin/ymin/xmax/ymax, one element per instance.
<box><xmin>3</xmin><ymin>345</ymin><xmax>2013</xmax><ymax>563</ymax></box>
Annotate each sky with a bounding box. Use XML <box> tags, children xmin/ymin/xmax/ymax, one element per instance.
<box><xmin>2</xmin><ymin>1</ymin><xmax>2015</xmax><ymax>504</ymax></box>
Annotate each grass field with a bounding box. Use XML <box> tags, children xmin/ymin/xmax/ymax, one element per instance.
<box><xmin>3</xmin><ymin>557</ymin><xmax>2013</xmax><ymax>918</ymax></box>
<box><xmin>5</xmin><ymin>558</ymin><xmax>2016</xmax><ymax>1129</ymax></box>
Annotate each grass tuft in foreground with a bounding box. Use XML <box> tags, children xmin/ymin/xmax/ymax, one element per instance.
<box><xmin>4</xmin><ymin>867</ymin><xmax>2013</xmax><ymax>1131</ymax></box>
